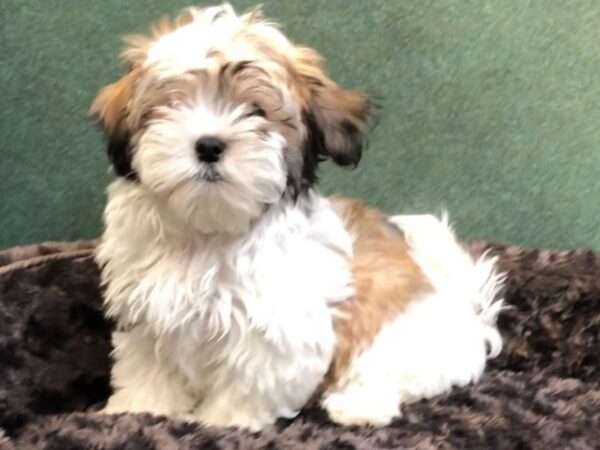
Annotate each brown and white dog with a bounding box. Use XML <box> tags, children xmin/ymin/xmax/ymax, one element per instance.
<box><xmin>91</xmin><ymin>4</ymin><xmax>504</xmax><ymax>429</ymax></box>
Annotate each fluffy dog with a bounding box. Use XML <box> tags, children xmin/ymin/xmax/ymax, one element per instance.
<box><xmin>91</xmin><ymin>4</ymin><xmax>504</xmax><ymax>429</ymax></box>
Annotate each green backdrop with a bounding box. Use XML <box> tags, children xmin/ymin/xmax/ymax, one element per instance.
<box><xmin>2</xmin><ymin>0</ymin><xmax>599</xmax><ymax>250</ymax></box>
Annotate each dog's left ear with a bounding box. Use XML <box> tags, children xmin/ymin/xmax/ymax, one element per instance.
<box><xmin>294</xmin><ymin>48</ymin><xmax>375</xmax><ymax>167</ymax></box>
<box><xmin>89</xmin><ymin>68</ymin><xmax>141</xmax><ymax>180</ymax></box>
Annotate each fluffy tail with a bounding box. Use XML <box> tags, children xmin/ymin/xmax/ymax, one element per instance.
<box><xmin>388</xmin><ymin>214</ymin><xmax>505</xmax><ymax>358</ymax></box>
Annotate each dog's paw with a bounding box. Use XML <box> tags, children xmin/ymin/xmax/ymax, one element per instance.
<box><xmin>322</xmin><ymin>387</ymin><xmax>400</xmax><ymax>426</ymax></box>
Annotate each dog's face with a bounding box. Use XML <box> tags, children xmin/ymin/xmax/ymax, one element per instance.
<box><xmin>91</xmin><ymin>4</ymin><xmax>373</xmax><ymax>234</ymax></box>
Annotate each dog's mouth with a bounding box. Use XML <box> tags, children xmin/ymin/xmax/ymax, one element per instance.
<box><xmin>197</xmin><ymin>166</ymin><xmax>223</xmax><ymax>183</ymax></box>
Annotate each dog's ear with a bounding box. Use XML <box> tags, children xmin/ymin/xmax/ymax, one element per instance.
<box><xmin>89</xmin><ymin>68</ymin><xmax>141</xmax><ymax>180</ymax></box>
<box><xmin>294</xmin><ymin>48</ymin><xmax>375</xmax><ymax>168</ymax></box>
<box><xmin>89</xmin><ymin>10</ymin><xmax>193</xmax><ymax>181</ymax></box>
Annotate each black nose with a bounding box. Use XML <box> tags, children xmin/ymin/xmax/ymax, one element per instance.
<box><xmin>195</xmin><ymin>137</ymin><xmax>226</xmax><ymax>163</ymax></box>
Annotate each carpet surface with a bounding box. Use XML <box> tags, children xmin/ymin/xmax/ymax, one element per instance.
<box><xmin>0</xmin><ymin>241</ymin><xmax>598</xmax><ymax>449</ymax></box>
<box><xmin>2</xmin><ymin>1</ymin><xmax>600</xmax><ymax>251</ymax></box>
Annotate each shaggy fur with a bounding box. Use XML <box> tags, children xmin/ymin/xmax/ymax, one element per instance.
<box><xmin>0</xmin><ymin>240</ymin><xmax>598</xmax><ymax>449</ymax></box>
<box><xmin>90</xmin><ymin>5</ymin><xmax>502</xmax><ymax>428</ymax></box>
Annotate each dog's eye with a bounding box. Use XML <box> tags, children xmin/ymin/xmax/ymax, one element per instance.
<box><xmin>249</xmin><ymin>103</ymin><xmax>266</xmax><ymax>118</ymax></box>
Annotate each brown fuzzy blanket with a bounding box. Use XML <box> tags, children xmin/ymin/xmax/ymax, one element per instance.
<box><xmin>0</xmin><ymin>241</ymin><xmax>598</xmax><ymax>449</ymax></box>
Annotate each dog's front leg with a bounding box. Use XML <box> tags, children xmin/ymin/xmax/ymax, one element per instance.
<box><xmin>184</xmin><ymin>385</ymin><xmax>278</xmax><ymax>431</ymax></box>
<box><xmin>102</xmin><ymin>326</ymin><xmax>195</xmax><ymax>416</ymax></box>
<box><xmin>181</xmin><ymin>328</ymin><xmax>333</xmax><ymax>430</ymax></box>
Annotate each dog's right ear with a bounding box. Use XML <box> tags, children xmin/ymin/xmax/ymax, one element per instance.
<box><xmin>89</xmin><ymin>68</ymin><xmax>141</xmax><ymax>181</ymax></box>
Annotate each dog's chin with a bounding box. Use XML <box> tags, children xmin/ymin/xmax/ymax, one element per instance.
<box><xmin>153</xmin><ymin>167</ymin><xmax>287</xmax><ymax>236</ymax></box>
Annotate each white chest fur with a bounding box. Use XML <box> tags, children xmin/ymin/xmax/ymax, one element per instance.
<box><xmin>97</xmin><ymin>180</ymin><xmax>354</xmax><ymax>427</ymax></box>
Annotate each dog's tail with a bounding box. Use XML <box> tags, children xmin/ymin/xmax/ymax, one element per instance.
<box><xmin>388</xmin><ymin>214</ymin><xmax>505</xmax><ymax>358</ymax></box>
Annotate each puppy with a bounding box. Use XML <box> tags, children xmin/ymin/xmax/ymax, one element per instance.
<box><xmin>91</xmin><ymin>4</ymin><xmax>504</xmax><ymax>429</ymax></box>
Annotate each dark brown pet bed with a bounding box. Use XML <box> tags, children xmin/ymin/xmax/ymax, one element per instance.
<box><xmin>0</xmin><ymin>240</ymin><xmax>598</xmax><ymax>449</ymax></box>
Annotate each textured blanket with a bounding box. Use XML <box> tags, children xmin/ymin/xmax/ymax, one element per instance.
<box><xmin>0</xmin><ymin>241</ymin><xmax>598</xmax><ymax>449</ymax></box>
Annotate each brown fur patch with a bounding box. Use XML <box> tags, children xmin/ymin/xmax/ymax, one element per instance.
<box><xmin>320</xmin><ymin>197</ymin><xmax>433</xmax><ymax>391</ymax></box>
<box><xmin>89</xmin><ymin>67</ymin><xmax>142</xmax><ymax>134</ymax></box>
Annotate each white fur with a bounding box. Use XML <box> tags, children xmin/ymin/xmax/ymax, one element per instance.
<box><xmin>322</xmin><ymin>215</ymin><xmax>504</xmax><ymax>425</ymax></box>
<box><xmin>146</xmin><ymin>5</ymin><xmax>294</xmax><ymax>78</ymax></box>
<box><xmin>97</xmin><ymin>180</ymin><xmax>354</xmax><ymax>429</ymax></box>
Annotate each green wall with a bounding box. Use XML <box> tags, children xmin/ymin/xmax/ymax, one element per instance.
<box><xmin>2</xmin><ymin>0</ymin><xmax>599</xmax><ymax>250</ymax></box>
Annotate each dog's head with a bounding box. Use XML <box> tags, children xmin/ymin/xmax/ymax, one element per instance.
<box><xmin>91</xmin><ymin>4</ymin><xmax>374</xmax><ymax>234</ymax></box>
